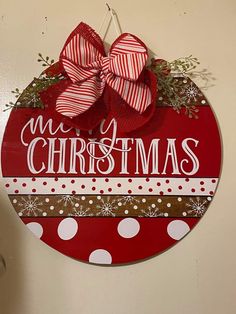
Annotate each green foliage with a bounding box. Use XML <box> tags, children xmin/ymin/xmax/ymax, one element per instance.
<box><xmin>169</xmin><ymin>55</ymin><xmax>200</xmax><ymax>73</ymax></box>
<box><xmin>37</xmin><ymin>53</ymin><xmax>55</xmax><ymax>67</ymax></box>
<box><xmin>148</xmin><ymin>56</ymin><xmax>201</xmax><ymax>119</ymax></box>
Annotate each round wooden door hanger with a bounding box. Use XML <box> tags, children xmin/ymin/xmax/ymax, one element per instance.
<box><xmin>1</xmin><ymin>23</ymin><xmax>222</xmax><ymax>265</ymax></box>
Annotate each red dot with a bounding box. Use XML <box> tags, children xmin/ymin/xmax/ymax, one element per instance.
<box><xmin>128</xmin><ymin>190</ymin><xmax>132</xmax><ymax>194</ymax></box>
<box><xmin>43</xmin><ymin>182</ymin><xmax>47</xmax><ymax>185</ymax></box>
<box><xmin>166</xmin><ymin>179</ymin><xmax>170</xmax><ymax>184</ymax></box>
<box><xmin>191</xmin><ymin>188</ymin><xmax>195</xmax><ymax>192</ymax></box>
<box><xmin>108</xmin><ymin>188</ymin><xmax>112</xmax><ymax>192</ymax></box>
<box><xmin>92</xmin><ymin>187</ymin><xmax>96</xmax><ymax>191</ymax></box>
<box><xmin>32</xmin><ymin>178</ymin><xmax>36</xmax><ymax>181</ymax></box>
<box><xmin>14</xmin><ymin>190</ymin><xmax>19</xmax><ymax>194</ymax></box>
<box><xmin>105</xmin><ymin>178</ymin><xmax>109</xmax><ymax>182</ymax></box>
<box><xmin>32</xmin><ymin>189</ymin><xmax>36</xmax><ymax>193</ymax></box>
<box><xmin>160</xmin><ymin>191</ymin><xmax>164</xmax><ymax>195</ymax></box>
<box><xmin>201</xmin><ymin>188</ymin><xmax>205</xmax><ymax>192</ymax></box>
<box><xmin>149</xmin><ymin>188</ymin><xmax>153</xmax><ymax>192</ymax></box>
<box><xmin>81</xmin><ymin>185</ymin><xmax>85</xmax><ymax>189</ymax></box>
<box><xmin>54</xmin><ymin>177</ymin><xmax>58</xmax><ymax>181</ymax></box>
<box><xmin>71</xmin><ymin>190</ymin><xmax>76</xmax><ymax>194</ymax></box>
<box><xmin>209</xmin><ymin>191</ymin><xmax>214</xmax><ymax>195</ymax></box>
<box><xmin>146</xmin><ymin>178</ymin><xmax>150</xmax><ymax>182</ymax></box>
<box><xmin>22</xmin><ymin>183</ymin><xmax>27</xmax><ymax>187</ymax></box>
<box><xmin>100</xmin><ymin>190</ymin><xmax>104</xmax><ymax>194</ymax></box>
<box><xmin>138</xmin><ymin>186</ymin><xmax>143</xmax><ymax>190</ymax></box>
<box><xmin>5</xmin><ymin>184</ymin><xmax>9</xmax><ymax>188</ymax></box>
<box><xmin>117</xmin><ymin>183</ymin><xmax>121</xmax><ymax>187</ymax></box>
<box><xmin>13</xmin><ymin>178</ymin><xmax>17</xmax><ymax>182</ymax></box>
<box><xmin>128</xmin><ymin>178</ymin><xmax>132</xmax><ymax>183</ymax></box>
<box><xmin>71</xmin><ymin>179</ymin><xmax>75</xmax><ymax>184</ymax></box>
<box><xmin>185</xmin><ymin>178</ymin><xmax>189</xmax><ymax>182</ymax></box>
<box><xmin>168</xmin><ymin>188</ymin><xmax>172</xmax><ymax>192</ymax></box>
<box><xmin>212</xmin><ymin>179</ymin><xmax>216</xmax><ymax>183</ymax></box>
<box><xmin>51</xmin><ymin>188</ymin><xmax>55</xmax><ymax>192</ymax></box>
<box><xmin>200</xmin><ymin>181</ymin><xmax>204</xmax><ymax>185</ymax></box>
<box><xmin>92</xmin><ymin>178</ymin><xmax>96</xmax><ymax>182</ymax></box>
<box><xmin>62</xmin><ymin>184</ymin><xmax>66</xmax><ymax>188</ymax></box>
<box><xmin>178</xmin><ymin>185</ymin><xmax>182</xmax><ymax>190</ymax></box>
<box><xmin>157</xmin><ymin>182</ymin><xmax>161</xmax><ymax>186</ymax></box>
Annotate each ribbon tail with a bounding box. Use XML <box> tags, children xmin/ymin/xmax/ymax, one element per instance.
<box><xmin>56</xmin><ymin>77</ymin><xmax>105</xmax><ymax>117</ymax></box>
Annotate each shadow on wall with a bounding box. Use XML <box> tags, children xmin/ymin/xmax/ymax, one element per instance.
<box><xmin>0</xmin><ymin>185</ymin><xmax>25</xmax><ymax>314</ymax></box>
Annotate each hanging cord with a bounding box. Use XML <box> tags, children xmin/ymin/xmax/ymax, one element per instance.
<box><xmin>98</xmin><ymin>3</ymin><xmax>122</xmax><ymax>40</ymax></box>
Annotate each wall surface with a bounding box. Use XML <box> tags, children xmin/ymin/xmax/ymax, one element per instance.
<box><xmin>0</xmin><ymin>1</ymin><xmax>235</xmax><ymax>313</ymax></box>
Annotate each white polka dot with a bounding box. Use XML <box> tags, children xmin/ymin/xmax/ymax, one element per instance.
<box><xmin>124</xmin><ymin>210</ymin><xmax>129</xmax><ymax>214</ymax></box>
<box><xmin>18</xmin><ymin>212</ymin><xmax>22</xmax><ymax>217</ymax></box>
<box><xmin>142</xmin><ymin>198</ymin><xmax>146</xmax><ymax>203</ymax></box>
<box><xmin>97</xmin><ymin>196</ymin><xmax>101</xmax><ymax>200</ymax></box>
<box><xmin>27</xmin><ymin>222</ymin><xmax>43</xmax><ymax>238</ymax></box>
<box><xmin>75</xmin><ymin>203</ymin><xmax>79</xmax><ymax>207</ymax></box>
<box><xmin>13</xmin><ymin>199</ymin><xmax>17</xmax><ymax>204</ymax></box>
<box><xmin>167</xmin><ymin>203</ymin><xmax>171</xmax><ymax>208</ymax></box>
<box><xmin>89</xmin><ymin>200</ymin><xmax>93</xmax><ymax>204</ymax></box>
<box><xmin>45</xmin><ymin>198</ymin><xmax>50</xmax><ymax>203</ymax></box>
<box><xmin>158</xmin><ymin>96</ymin><xmax>163</xmax><ymax>101</ymax></box>
<box><xmin>183</xmin><ymin>79</ymin><xmax>187</xmax><ymax>84</ymax></box>
<box><xmin>167</xmin><ymin>220</ymin><xmax>190</xmax><ymax>240</ymax></box>
<box><xmin>118</xmin><ymin>202</ymin><xmax>122</xmax><ymax>206</ymax></box>
<box><xmin>133</xmin><ymin>205</ymin><xmax>138</xmax><ymax>210</ymax></box>
<box><xmin>81</xmin><ymin>196</ymin><xmax>86</xmax><ymax>200</ymax></box>
<box><xmin>177</xmin><ymin>197</ymin><xmax>182</xmax><ymax>202</ymax></box>
<box><xmin>43</xmin><ymin>212</ymin><xmax>47</xmax><ymax>216</ymax></box>
<box><xmin>207</xmin><ymin>197</ymin><xmax>212</xmax><ymax>201</ymax></box>
<box><xmin>182</xmin><ymin>212</ymin><xmax>187</xmax><ymax>216</ymax></box>
<box><xmin>164</xmin><ymin>213</ymin><xmax>169</xmax><ymax>217</ymax></box>
<box><xmin>157</xmin><ymin>198</ymin><xmax>162</xmax><ymax>203</ymax></box>
<box><xmin>151</xmin><ymin>203</ymin><xmax>156</xmax><ymax>208</ymax></box>
<box><xmin>57</xmin><ymin>218</ymin><xmax>78</xmax><ymax>240</ymax></box>
<box><xmin>50</xmin><ymin>205</ymin><xmax>54</xmax><ymax>210</ymax></box>
<box><xmin>117</xmin><ymin>218</ymin><xmax>140</xmax><ymax>238</ymax></box>
<box><xmin>59</xmin><ymin>210</ymin><xmax>64</xmax><ymax>214</ymax></box>
<box><xmin>201</xmin><ymin>99</ymin><xmax>206</xmax><ymax>104</ymax></box>
<box><xmin>89</xmin><ymin>249</ymin><xmax>112</xmax><ymax>264</ymax></box>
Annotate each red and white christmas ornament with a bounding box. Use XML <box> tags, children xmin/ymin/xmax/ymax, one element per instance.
<box><xmin>1</xmin><ymin>21</ymin><xmax>221</xmax><ymax>265</ymax></box>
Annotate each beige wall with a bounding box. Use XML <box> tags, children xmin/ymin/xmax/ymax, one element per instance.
<box><xmin>0</xmin><ymin>0</ymin><xmax>235</xmax><ymax>313</ymax></box>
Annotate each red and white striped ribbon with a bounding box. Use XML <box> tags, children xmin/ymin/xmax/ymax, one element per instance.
<box><xmin>56</xmin><ymin>23</ymin><xmax>152</xmax><ymax>118</ymax></box>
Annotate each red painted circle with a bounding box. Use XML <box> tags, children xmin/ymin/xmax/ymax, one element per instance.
<box><xmin>1</xmin><ymin>76</ymin><xmax>222</xmax><ymax>265</ymax></box>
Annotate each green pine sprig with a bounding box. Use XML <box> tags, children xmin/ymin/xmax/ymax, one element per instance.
<box><xmin>148</xmin><ymin>55</ymin><xmax>201</xmax><ymax>118</ymax></box>
<box><xmin>37</xmin><ymin>53</ymin><xmax>55</xmax><ymax>67</ymax></box>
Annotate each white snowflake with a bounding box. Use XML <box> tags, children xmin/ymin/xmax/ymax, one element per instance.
<box><xmin>96</xmin><ymin>197</ymin><xmax>118</xmax><ymax>217</ymax></box>
<box><xmin>182</xmin><ymin>82</ymin><xmax>202</xmax><ymax>103</ymax></box>
<box><xmin>186</xmin><ymin>197</ymin><xmax>208</xmax><ymax>216</ymax></box>
<box><xmin>25</xmin><ymin>94</ymin><xmax>40</xmax><ymax>107</ymax></box>
<box><xmin>69</xmin><ymin>205</ymin><xmax>91</xmax><ymax>217</ymax></box>
<box><xmin>117</xmin><ymin>195</ymin><xmax>140</xmax><ymax>205</ymax></box>
<box><xmin>57</xmin><ymin>195</ymin><xmax>80</xmax><ymax>207</ymax></box>
<box><xmin>140</xmin><ymin>206</ymin><xmax>164</xmax><ymax>217</ymax></box>
<box><xmin>18</xmin><ymin>195</ymin><xmax>43</xmax><ymax>216</ymax></box>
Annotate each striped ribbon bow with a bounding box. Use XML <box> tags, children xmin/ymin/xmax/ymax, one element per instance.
<box><xmin>56</xmin><ymin>23</ymin><xmax>152</xmax><ymax>118</ymax></box>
